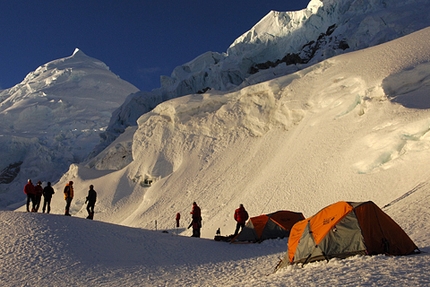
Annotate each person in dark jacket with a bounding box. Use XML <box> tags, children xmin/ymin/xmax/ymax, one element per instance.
<box><xmin>42</xmin><ymin>182</ymin><xmax>55</xmax><ymax>213</ymax></box>
<box><xmin>85</xmin><ymin>184</ymin><xmax>97</xmax><ymax>219</ymax></box>
<box><xmin>188</xmin><ymin>202</ymin><xmax>202</xmax><ymax>237</ymax></box>
<box><xmin>64</xmin><ymin>181</ymin><xmax>74</xmax><ymax>216</ymax></box>
<box><xmin>233</xmin><ymin>204</ymin><xmax>249</xmax><ymax>236</ymax></box>
<box><xmin>23</xmin><ymin>179</ymin><xmax>35</xmax><ymax>212</ymax></box>
<box><xmin>34</xmin><ymin>181</ymin><xmax>43</xmax><ymax>212</ymax></box>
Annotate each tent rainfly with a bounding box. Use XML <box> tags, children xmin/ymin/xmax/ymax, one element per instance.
<box><xmin>231</xmin><ymin>210</ymin><xmax>305</xmax><ymax>243</ymax></box>
<box><xmin>278</xmin><ymin>201</ymin><xmax>419</xmax><ymax>267</ymax></box>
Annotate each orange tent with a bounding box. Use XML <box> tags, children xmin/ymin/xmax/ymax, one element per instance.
<box><xmin>282</xmin><ymin>201</ymin><xmax>419</xmax><ymax>265</ymax></box>
<box><xmin>231</xmin><ymin>210</ymin><xmax>305</xmax><ymax>243</ymax></box>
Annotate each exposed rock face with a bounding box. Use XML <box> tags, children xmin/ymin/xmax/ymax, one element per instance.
<box><xmin>0</xmin><ymin>162</ymin><xmax>23</xmax><ymax>184</ymax></box>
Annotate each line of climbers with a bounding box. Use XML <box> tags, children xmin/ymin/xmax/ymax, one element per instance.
<box><xmin>23</xmin><ymin>179</ymin><xmax>97</xmax><ymax>220</ymax></box>
<box><xmin>23</xmin><ymin>179</ymin><xmax>54</xmax><ymax>213</ymax></box>
<box><xmin>23</xmin><ymin>178</ymin><xmax>246</xmax><ymax>237</ymax></box>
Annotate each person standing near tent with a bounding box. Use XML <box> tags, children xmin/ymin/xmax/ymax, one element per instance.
<box><xmin>233</xmin><ymin>204</ymin><xmax>249</xmax><ymax>236</ymax></box>
<box><xmin>33</xmin><ymin>181</ymin><xmax>43</xmax><ymax>212</ymax></box>
<box><xmin>188</xmin><ymin>202</ymin><xmax>202</xmax><ymax>237</ymax></box>
<box><xmin>63</xmin><ymin>181</ymin><xmax>74</xmax><ymax>216</ymax></box>
<box><xmin>85</xmin><ymin>184</ymin><xmax>97</xmax><ymax>219</ymax></box>
<box><xmin>23</xmin><ymin>179</ymin><xmax>36</xmax><ymax>212</ymax></box>
<box><xmin>42</xmin><ymin>182</ymin><xmax>55</xmax><ymax>213</ymax></box>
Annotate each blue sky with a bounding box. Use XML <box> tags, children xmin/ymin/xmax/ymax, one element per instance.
<box><xmin>1</xmin><ymin>0</ymin><xmax>309</xmax><ymax>91</ymax></box>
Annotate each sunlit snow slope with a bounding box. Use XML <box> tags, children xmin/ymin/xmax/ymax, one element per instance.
<box><xmin>44</xmin><ymin>27</ymin><xmax>430</xmax><ymax>241</ymax></box>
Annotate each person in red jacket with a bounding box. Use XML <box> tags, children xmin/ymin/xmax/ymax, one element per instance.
<box><xmin>188</xmin><ymin>202</ymin><xmax>202</xmax><ymax>237</ymax></box>
<box><xmin>233</xmin><ymin>204</ymin><xmax>249</xmax><ymax>236</ymax></box>
<box><xmin>33</xmin><ymin>181</ymin><xmax>43</xmax><ymax>212</ymax></box>
<box><xmin>23</xmin><ymin>179</ymin><xmax>35</xmax><ymax>212</ymax></box>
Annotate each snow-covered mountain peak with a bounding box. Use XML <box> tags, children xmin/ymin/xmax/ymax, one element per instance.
<box><xmin>15</xmin><ymin>49</ymin><xmax>110</xmax><ymax>91</ymax></box>
<box><xmin>0</xmin><ymin>51</ymin><xmax>139</xmax><ymax>207</ymax></box>
<box><xmin>226</xmin><ymin>0</ymin><xmax>427</xmax><ymax>64</ymax></box>
<box><xmin>49</xmin><ymin>48</ymin><xmax>109</xmax><ymax>71</ymax></box>
<box><xmin>68</xmin><ymin>47</ymin><xmax>104</xmax><ymax>66</ymax></box>
<box><xmin>72</xmin><ymin>47</ymin><xmax>83</xmax><ymax>56</ymax></box>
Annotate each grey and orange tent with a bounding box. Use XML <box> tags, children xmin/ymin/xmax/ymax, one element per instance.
<box><xmin>278</xmin><ymin>201</ymin><xmax>419</xmax><ymax>267</ymax></box>
<box><xmin>231</xmin><ymin>210</ymin><xmax>305</xmax><ymax>243</ymax></box>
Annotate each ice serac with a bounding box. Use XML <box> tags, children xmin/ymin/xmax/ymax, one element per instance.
<box><xmin>101</xmin><ymin>0</ymin><xmax>430</xmax><ymax>151</ymax></box>
<box><xmin>0</xmin><ymin>48</ymin><xmax>139</xmax><ymax>208</ymax></box>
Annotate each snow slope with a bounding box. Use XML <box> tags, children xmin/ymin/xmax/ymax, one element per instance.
<box><xmin>4</xmin><ymin>22</ymin><xmax>430</xmax><ymax>287</ymax></box>
<box><xmin>52</xmin><ymin>26</ymin><xmax>430</xmax><ymax>237</ymax></box>
<box><xmin>0</xmin><ymin>49</ymin><xmax>139</xmax><ymax>208</ymax></box>
<box><xmin>2</xmin><ymin>197</ymin><xmax>429</xmax><ymax>286</ymax></box>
